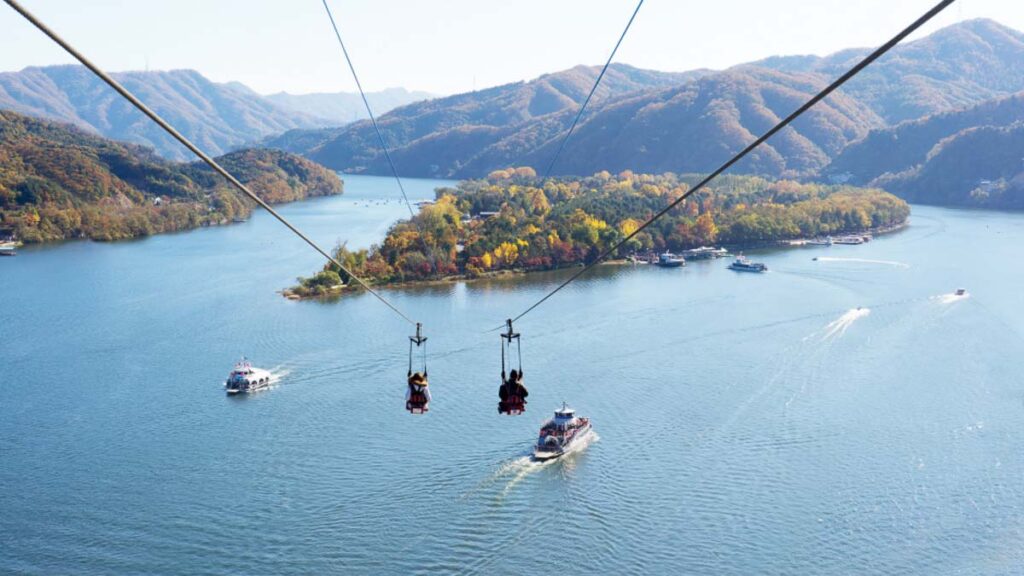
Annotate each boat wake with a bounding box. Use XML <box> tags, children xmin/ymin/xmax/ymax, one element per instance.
<box><xmin>821</xmin><ymin>307</ymin><xmax>871</xmax><ymax>340</ymax></box>
<box><xmin>814</xmin><ymin>256</ymin><xmax>909</xmax><ymax>268</ymax></box>
<box><xmin>933</xmin><ymin>291</ymin><xmax>970</xmax><ymax>305</ymax></box>
<box><xmin>470</xmin><ymin>432</ymin><xmax>601</xmax><ymax>499</ymax></box>
<box><xmin>268</xmin><ymin>366</ymin><xmax>290</xmax><ymax>384</ymax></box>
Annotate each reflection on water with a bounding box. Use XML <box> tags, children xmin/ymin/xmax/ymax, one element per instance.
<box><xmin>3</xmin><ymin>178</ymin><xmax>1024</xmax><ymax>574</ymax></box>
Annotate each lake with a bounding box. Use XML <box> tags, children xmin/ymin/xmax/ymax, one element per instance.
<box><xmin>3</xmin><ymin>174</ymin><xmax>1024</xmax><ymax>575</ymax></box>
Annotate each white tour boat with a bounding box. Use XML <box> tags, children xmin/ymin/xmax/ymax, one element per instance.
<box><xmin>533</xmin><ymin>403</ymin><xmax>593</xmax><ymax>461</ymax></box>
<box><xmin>225</xmin><ymin>358</ymin><xmax>273</xmax><ymax>394</ymax></box>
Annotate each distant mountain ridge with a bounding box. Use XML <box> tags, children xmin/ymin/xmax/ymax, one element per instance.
<box><xmin>264</xmin><ymin>63</ymin><xmax>707</xmax><ymax>174</ymax></box>
<box><xmin>265</xmin><ymin>88</ymin><xmax>436</xmax><ymax>126</ymax></box>
<box><xmin>265</xmin><ymin>19</ymin><xmax>1024</xmax><ymax>182</ymax></box>
<box><xmin>506</xmin><ymin>67</ymin><xmax>883</xmax><ymax>178</ymax></box>
<box><xmin>0</xmin><ymin>66</ymin><xmax>330</xmax><ymax>160</ymax></box>
<box><xmin>751</xmin><ymin>19</ymin><xmax>1024</xmax><ymax>123</ymax></box>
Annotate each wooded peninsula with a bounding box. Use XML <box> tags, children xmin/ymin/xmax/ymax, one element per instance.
<box><xmin>289</xmin><ymin>168</ymin><xmax>909</xmax><ymax>297</ymax></box>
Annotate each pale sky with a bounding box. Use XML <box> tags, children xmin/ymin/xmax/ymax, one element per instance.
<box><xmin>1</xmin><ymin>0</ymin><xmax>1021</xmax><ymax>96</ymax></box>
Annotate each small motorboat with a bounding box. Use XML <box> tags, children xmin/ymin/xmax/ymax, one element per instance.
<box><xmin>955</xmin><ymin>288</ymin><xmax>967</xmax><ymax>296</ymax></box>
<box><xmin>655</xmin><ymin>252</ymin><xmax>686</xmax><ymax>268</ymax></box>
<box><xmin>225</xmin><ymin>358</ymin><xmax>273</xmax><ymax>394</ymax></box>
<box><xmin>533</xmin><ymin>403</ymin><xmax>593</xmax><ymax>461</ymax></box>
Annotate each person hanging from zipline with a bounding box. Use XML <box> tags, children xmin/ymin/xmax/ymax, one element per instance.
<box><xmin>406</xmin><ymin>323</ymin><xmax>430</xmax><ymax>414</ymax></box>
<box><xmin>406</xmin><ymin>371</ymin><xmax>430</xmax><ymax>413</ymax></box>
<box><xmin>498</xmin><ymin>320</ymin><xmax>527</xmax><ymax>415</ymax></box>
<box><xmin>499</xmin><ymin>368</ymin><xmax>528</xmax><ymax>414</ymax></box>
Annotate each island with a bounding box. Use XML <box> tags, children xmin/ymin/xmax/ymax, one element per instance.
<box><xmin>287</xmin><ymin>167</ymin><xmax>909</xmax><ymax>297</ymax></box>
<box><xmin>0</xmin><ymin>110</ymin><xmax>343</xmax><ymax>243</ymax></box>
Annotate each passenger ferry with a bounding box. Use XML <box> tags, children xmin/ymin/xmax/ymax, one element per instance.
<box><xmin>533</xmin><ymin>403</ymin><xmax>593</xmax><ymax>461</ymax></box>
<box><xmin>225</xmin><ymin>358</ymin><xmax>273</xmax><ymax>394</ymax></box>
<box><xmin>728</xmin><ymin>255</ymin><xmax>768</xmax><ymax>273</ymax></box>
<box><xmin>655</xmin><ymin>252</ymin><xmax>686</xmax><ymax>268</ymax></box>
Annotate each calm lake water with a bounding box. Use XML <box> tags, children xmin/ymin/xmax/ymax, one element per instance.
<box><xmin>3</xmin><ymin>174</ymin><xmax>1024</xmax><ymax>575</ymax></box>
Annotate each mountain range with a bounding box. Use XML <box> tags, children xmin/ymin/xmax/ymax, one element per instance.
<box><xmin>262</xmin><ymin>63</ymin><xmax>706</xmax><ymax>173</ymax></box>
<box><xmin>3</xmin><ymin>18</ymin><xmax>1024</xmax><ymax>209</ymax></box>
<box><xmin>261</xmin><ymin>18</ymin><xmax>1024</xmax><ymax>198</ymax></box>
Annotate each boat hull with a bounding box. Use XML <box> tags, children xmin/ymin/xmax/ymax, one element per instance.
<box><xmin>225</xmin><ymin>382</ymin><xmax>271</xmax><ymax>394</ymax></box>
<box><xmin>224</xmin><ymin>368</ymin><xmax>273</xmax><ymax>395</ymax></box>
<box><xmin>533</xmin><ymin>425</ymin><xmax>594</xmax><ymax>461</ymax></box>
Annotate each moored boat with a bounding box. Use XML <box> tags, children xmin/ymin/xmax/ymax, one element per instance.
<box><xmin>533</xmin><ymin>403</ymin><xmax>593</xmax><ymax>461</ymax></box>
<box><xmin>728</xmin><ymin>255</ymin><xmax>768</xmax><ymax>273</ymax></box>
<box><xmin>225</xmin><ymin>358</ymin><xmax>273</xmax><ymax>394</ymax></box>
<box><xmin>655</xmin><ymin>252</ymin><xmax>686</xmax><ymax>268</ymax></box>
<box><xmin>683</xmin><ymin>246</ymin><xmax>729</xmax><ymax>260</ymax></box>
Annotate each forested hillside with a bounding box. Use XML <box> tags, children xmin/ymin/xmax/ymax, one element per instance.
<box><xmin>506</xmin><ymin>68</ymin><xmax>881</xmax><ymax>179</ymax></box>
<box><xmin>825</xmin><ymin>93</ymin><xmax>1024</xmax><ymax>184</ymax></box>
<box><xmin>0</xmin><ymin>111</ymin><xmax>342</xmax><ymax>242</ymax></box>
<box><xmin>821</xmin><ymin>92</ymin><xmax>1024</xmax><ymax>208</ymax></box>
<box><xmin>871</xmin><ymin>122</ymin><xmax>1024</xmax><ymax>209</ymax></box>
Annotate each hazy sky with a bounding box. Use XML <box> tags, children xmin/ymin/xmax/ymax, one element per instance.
<box><xmin>1</xmin><ymin>0</ymin><xmax>1021</xmax><ymax>96</ymax></box>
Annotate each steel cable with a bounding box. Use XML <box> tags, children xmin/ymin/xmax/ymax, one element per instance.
<box><xmin>4</xmin><ymin>0</ymin><xmax>417</xmax><ymax>326</ymax></box>
<box><xmin>322</xmin><ymin>0</ymin><xmax>441</xmax><ymax>277</ymax></box>
<box><xmin>504</xmin><ymin>0</ymin><xmax>956</xmax><ymax>326</ymax></box>
<box><xmin>541</xmin><ymin>0</ymin><xmax>644</xmax><ymax>180</ymax></box>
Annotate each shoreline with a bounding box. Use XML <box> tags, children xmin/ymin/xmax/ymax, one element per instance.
<box><xmin>281</xmin><ymin>220</ymin><xmax>907</xmax><ymax>300</ymax></box>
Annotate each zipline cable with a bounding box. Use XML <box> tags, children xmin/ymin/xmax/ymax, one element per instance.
<box><xmin>321</xmin><ymin>0</ymin><xmax>440</xmax><ymax>274</ymax></box>
<box><xmin>541</xmin><ymin>0</ymin><xmax>644</xmax><ymax>181</ymax></box>
<box><xmin>2</xmin><ymin>0</ymin><xmax>417</xmax><ymax>326</ymax></box>
<box><xmin>506</xmin><ymin>0</ymin><xmax>957</xmax><ymax>325</ymax></box>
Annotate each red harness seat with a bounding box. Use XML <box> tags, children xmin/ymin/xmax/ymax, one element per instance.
<box><xmin>498</xmin><ymin>395</ymin><xmax>526</xmax><ymax>415</ymax></box>
<box><xmin>406</xmin><ymin>391</ymin><xmax>429</xmax><ymax>414</ymax></box>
